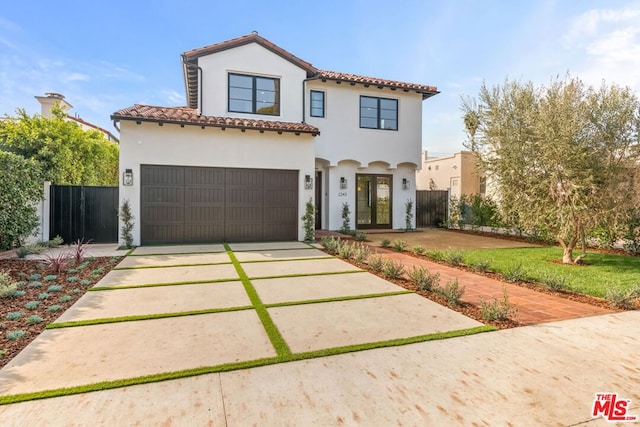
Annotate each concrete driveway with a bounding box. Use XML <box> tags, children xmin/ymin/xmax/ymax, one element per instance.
<box><xmin>0</xmin><ymin>242</ymin><xmax>638</xmax><ymax>425</ymax></box>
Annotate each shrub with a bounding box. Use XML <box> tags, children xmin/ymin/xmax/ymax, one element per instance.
<box><xmin>606</xmin><ymin>286</ymin><xmax>640</xmax><ymax>310</ymax></box>
<box><xmin>25</xmin><ymin>301</ymin><xmax>41</xmax><ymax>310</ymax></box>
<box><xmin>79</xmin><ymin>279</ymin><xmax>91</xmax><ymax>286</ymax></box>
<box><xmin>337</xmin><ymin>241</ymin><xmax>355</xmax><ymax>259</ymax></box>
<box><xmin>15</xmin><ymin>247</ymin><xmax>30</xmax><ymax>258</ymax></box>
<box><xmin>539</xmin><ymin>271</ymin><xmax>569</xmax><ymax>291</ymax></box>
<box><xmin>11</xmin><ymin>290</ymin><xmax>25</xmax><ymax>297</ymax></box>
<box><xmin>6</xmin><ymin>330</ymin><xmax>27</xmax><ymax>340</ymax></box>
<box><xmin>471</xmin><ymin>259</ymin><xmax>492</xmax><ymax>273</ymax></box>
<box><xmin>47</xmin><ymin>235</ymin><xmax>64</xmax><ymax>247</ymax></box>
<box><xmin>321</xmin><ymin>236</ymin><xmax>340</xmax><ymax>255</ymax></box>
<box><xmin>28</xmin><ymin>281</ymin><xmax>42</xmax><ymax>288</ymax></box>
<box><xmin>443</xmin><ymin>250</ymin><xmax>465</xmax><ymax>266</ymax></box>
<box><xmin>380</xmin><ymin>239</ymin><xmax>391</xmax><ymax>248</ymax></box>
<box><xmin>58</xmin><ymin>295</ymin><xmax>72</xmax><ymax>303</ymax></box>
<box><xmin>382</xmin><ymin>260</ymin><xmax>405</xmax><ymax>280</ymax></box>
<box><xmin>67</xmin><ymin>276</ymin><xmax>79</xmax><ymax>283</ymax></box>
<box><xmin>77</xmin><ymin>261</ymin><xmax>90</xmax><ymax>270</ymax></box>
<box><xmin>47</xmin><ymin>285</ymin><xmax>63</xmax><ymax>292</ymax></box>
<box><xmin>503</xmin><ymin>263</ymin><xmax>528</xmax><ymax>283</ymax></box>
<box><xmin>71</xmin><ymin>288</ymin><xmax>82</xmax><ymax>294</ymax></box>
<box><xmin>38</xmin><ymin>292</ymin><xmax>50</xmax><ymax>300</ymax></box>
<box><xmin>479</xmin><ymin>286</ymin><xmax>518</xmax><ymax>321</ymax></box>
<box><xmin>27</xmin><ymin>315</ymin><xmax>44</xmax><ymax>324</ymax></box>
<box><xmin>352</xmin><ymin>242</ymin><xmax>371</xmax><ymax>264</ymax></box>
<box><xmin>47</xmin><ymin>305</ymin><xmax>62</xmax><ymax>312</ymax></box>
<box><xmin>15</xmin><ymin>243</ymin><xmax>46</xmax><ymax>258</ymax></box>
<box><xmin>27</xmin><ymin>273</ymin><xmax>42</xmax><ymax>281</ymax></box>
<box><xmin>435</xmin><ymin>279</ymin><xmax>465</xmax><ymax>305</ymax></box>
<box><xmin>71</xmin><ymin>238</ymin><xmax>91</xmax><ymax>264</ymax></box>
<box><xmin>301</xmin><ymin>198</ymin><xmax>315</xmax><ymax>243</ymax></box>
<box><xmin>44</xmin><ymin>275</ymin><xmax>57</xmax><ymax>282</ymax></box>
<box><xmin>68</xmin><ymin>268</ymin><xmax>78</xmax><ymax>274</ymax></box>
<box><xmin>392</xmin><ymin>240</ymin><xmax>407</xmax><ymax>252</ymax></box>
<box><xmin>45</xmin><ymin>251</ymin><xmax>70</xmax><ymax>274</ymax></box>
<box><xmin>0</xmin><ymin>271</ymin><xmax>18</xmax><ymax>298</ymax></box>
<box><xmin>425</xmin><ymin>250</ymin><xmax>445</xmax><ymax>262</ymax></box>
<box><xmin>340</xmin><ymin>202</ymin><xmax>352</xmax><ymax>234</ymax></box>
<box><xmin>354</xmin><ymin>231</ymin><xmax>367</xmax><ymax>241</ymax></box>
<box><xmin>405</xmin><ymin>199</ymin><xmax>414</xmax><ymax>231</ymax></box>
<box><xmin>367</xmin><ymin>255</ymin><xmax>386</xmax><ymax>272</ymax></box>
<box><xmin>120</xmin><ymin>199</ymin><xmax>135</xmax><ymax>249</ymax></box>
<box><xmin>5</xmin><ymin>311</ymin><xmax>23</xmax><ymax>321</ymax></box>
<box><xmin>407</xmin><ymin>266</ymin><xmax>440</xmax><ymax>292</ymax></box>
<box><xmin>412</xmin><ymin>245</ymin><xmax>425</xmax><ymax>255</ymax></box>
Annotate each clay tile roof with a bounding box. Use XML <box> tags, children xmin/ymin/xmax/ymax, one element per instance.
<box><xmin>317</xmin><ymin>70</ymin><xmax>439</xmax><ymax>99</ymax></box>
<box><xmin>110</xmin><ymin>104</ymin><xmax>320</xmax><ymax>136</ymax></box>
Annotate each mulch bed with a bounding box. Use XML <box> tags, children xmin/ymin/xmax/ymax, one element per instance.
<box><xmin>0</xmin><ymin>257</ymin><xmax>119</xmax><ymax>369</ymax></box>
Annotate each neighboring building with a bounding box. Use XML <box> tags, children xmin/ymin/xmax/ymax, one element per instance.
<box><xmin>112</xmin><ymin>32</ymin><xmax>438</xmax><ymax>245</ymax></box>
<box><xmin>34</xmin><ymin>93</ymin><xmax>119</xmax><ymax>143</ymax></box>
<box><xmin>415</xmin><ymin>150</ymin><xmax>484</xmax><ymax>197</ymax></box>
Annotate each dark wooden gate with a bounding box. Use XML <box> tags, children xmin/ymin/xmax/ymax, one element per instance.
<box><xmin>49</xmin><ymin>185</ymin><xmax>119</xmax><ymax>243</ymax></box>
<box><xmin>416</xmin><ymin>190</ymin><xmax>449</xmax><ymax>227</ymax></box>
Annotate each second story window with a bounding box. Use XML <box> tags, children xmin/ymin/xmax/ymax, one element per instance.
<box><xmin>228</xmin><ymin>73</ymin><xmax>280</xmax><ymax>115</ymax></box>
<box><xmin>310</xmin><ymin>90</ymin><xmax>325</xmax><ymax>118</ymax></box>
<box><xmin>360</xmin><ymin>96</ymin><xmax>398</xmax><ymax>130</ymax></box>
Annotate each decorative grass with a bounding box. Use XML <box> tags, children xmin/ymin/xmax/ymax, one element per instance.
<box><xmin>0</xmin><ymin>325</ymin><xmax>494</xmax><ymax>406</ymax></box>
<box><xmin>90</xmin><ymin>278</ymin><xmax>241</xmax><ymax>291</ymax></box>
<box><xmin>264</xmin><ymin>291</ymin><xmax>413</xmax><ymax>309</ymax></box>
<box><xmin>113</xmin><ymin>262</ymin><xmax>232</xmax><ymax>271</ymax></box>
<box><xmin>248</xmin><ymin>270</ymin><xmax>365</xmax><ymax>281</ymax></box>
<box><xmin>239</xmin><ymin>256</ymin><xmax>335</xmax><ymax>264</ymax></box>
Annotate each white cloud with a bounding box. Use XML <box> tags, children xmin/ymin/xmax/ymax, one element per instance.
<box><xmin>61</xmin><ymin>72</ymin><xmax>90</xmax><ymax>83</ymax></box>
<box><xmin>162</xmin><ymin>89</ymin><xmax>185</xmax><ymax>105</ymax></box>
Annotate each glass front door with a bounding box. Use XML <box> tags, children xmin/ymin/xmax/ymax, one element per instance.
<box><xmin>356</xmin><ymin>174</ymin><xmax>392</xmax><ymax>229</ymax></box>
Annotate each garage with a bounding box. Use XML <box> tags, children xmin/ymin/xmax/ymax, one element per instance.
<box><xmin>140</xmin><ymin>165</ymin><xmax>298</xmax><ymax>245</ymax></box>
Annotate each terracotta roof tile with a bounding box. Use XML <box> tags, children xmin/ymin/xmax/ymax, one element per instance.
<box><xmin>111</xmin><ymin>104</ymin><xmax>320</xmax><ymax>136</ymax></box>
<box><xmin>317</xmin><ymin>70</ymin><xmax>438</xmax><ymax>99</ymax></box>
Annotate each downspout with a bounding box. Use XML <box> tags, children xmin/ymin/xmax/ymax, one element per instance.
<box><xmin>197</xmin><ymin>65</ymin><xmax>203</xmax><ymax>116</ymax></box>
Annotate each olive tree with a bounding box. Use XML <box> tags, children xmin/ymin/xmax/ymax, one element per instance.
<box><xmin>462</xmin><ymin>76</ymin><xmax>640</xmax><ymax>264</ymax></box>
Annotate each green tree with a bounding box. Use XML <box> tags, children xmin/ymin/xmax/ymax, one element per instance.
<box><xmin>0</xmin><ymin>151</ymin><xmax>43</xmax><ymax>249</ymax></box>
<box><xmin>462</xmin><ymin>76</ymin><xmax>640</xmax><ymax>264</ymax></box>
<box><xmin>0</xmin><ymin>105</ymin><xmax>118</xmax><ymax>185</ymax></box>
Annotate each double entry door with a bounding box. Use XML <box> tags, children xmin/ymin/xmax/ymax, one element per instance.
<box><xmin>356</xmin><ymin>174</ymin><xmax>392</xmax><ymax>229</ymax></box>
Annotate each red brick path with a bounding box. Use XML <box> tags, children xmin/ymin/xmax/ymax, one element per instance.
<box><xmin>373</xmin><ymin>247</ymin><xmax>615</xmax><ymax>325</ymax></box>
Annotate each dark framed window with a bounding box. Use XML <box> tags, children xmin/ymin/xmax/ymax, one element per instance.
<box><xmin>228</xmin><ymin>73</ymin><xmax>280</xmax><ymax>115</ymax></box>
<box><xmin>360</xmin><ymin>96</ymin><xmax>398</xmax><ymax>130</ymax></box>
<box><xmin>310</xmin><ymin>90</ymin><xmax>325</xmax><ymax>118</ymax></box>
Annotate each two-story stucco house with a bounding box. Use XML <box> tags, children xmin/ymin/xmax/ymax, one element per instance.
<box><xmin>112</xmin><ymin>32</ymin><xmax>438</xmax><ymax>245</ymax></box>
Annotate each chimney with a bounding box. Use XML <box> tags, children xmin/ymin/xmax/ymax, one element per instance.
<box><xmin>34</xmin><ymin>92</ymin><xmax>73</xmax><ymax>117</ymax></box>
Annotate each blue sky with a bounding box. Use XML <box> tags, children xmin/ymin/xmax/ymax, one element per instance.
<box><xmin>1</xmin><ymin>0</ymin><xmax>639</xmax><ymax>155</ymax></box>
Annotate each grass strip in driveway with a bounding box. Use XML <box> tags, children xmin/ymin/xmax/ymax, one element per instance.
<box><xmin>113</xmin><ymin>261</ymin><xmax>232</xmax><ymax>270</ymax></box>
<box><xmin>248</xmin><ymin>270</ymin><xmax>367</xmax><ymax>281</ymax></box>
<box><xmin>240</xmin><ymin>256</ymin><xmax>335</xmax><ymax>263</ymax></box>
<box><xmin>225</xmin><ymin>244</ymin><xmax>292</xmax><ymax>358</ymax></box>
<box><xmin>264</xmin><ymin>291</ymin><xmax>413</xmax><ymax>308</ymax></box>
<box><xmin>0</xmin><ymin>325</ymin><xmax>495</xmax><ymax>405</ymax></box>
<box><xmin>90</xmin><ymin>278</ymin><xmax>240</xmax><ymax>291</ymax></box>
<box><xmin>46</xmin><ymin>305</ymin><xmax>254</xmax><ymax>329</ymax></box>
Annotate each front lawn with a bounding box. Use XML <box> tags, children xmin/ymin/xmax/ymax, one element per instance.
<box><xmin>458</xmin><ymin>247</ymin><xmax>640</xmax><ymax>298</ymax></box>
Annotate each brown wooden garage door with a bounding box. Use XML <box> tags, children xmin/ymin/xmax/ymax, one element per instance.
<box><xmin>141</xmin><ymin>165</ymin><xmax>298</xmax><ymax>244</ymax></box>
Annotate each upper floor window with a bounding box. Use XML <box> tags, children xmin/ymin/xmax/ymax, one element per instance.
<box><xmin>310</xmin><ymin>90</ymin><xmax>325</xmax><ymax>118</ymax></box>
<box><xmin>360</xmin><ymin>96</ymin><xmax>397</xmax><ymax>130</ymax></box>
<box><xmin>228</xmin><ymin>73</ymin><xmax>280</xmax><ymax>115</ymax></box>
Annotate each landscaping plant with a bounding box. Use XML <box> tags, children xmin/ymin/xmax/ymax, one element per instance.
<box><xmin>301</xmin><ymin>198</ymin><xmax>315</xmax><ymax>243</ymax></box>
<box><xmin>404</xmin><ymin>199</ymin><xmax>414</xmax><ymax>231</ymax></box>
<box><xmin>340</xmin><ymin>202</ymin><xmax>352</xmax><ymax>234</ymax></box>
<box><xmin>479</xmin><ymin>286</ymin><xmax>518</xmax><ymax>321</ymax></box>
<box><xmin>120</xmin><ymin>199</ymin><xmax>135</xmax><ymax>249</ymax></box>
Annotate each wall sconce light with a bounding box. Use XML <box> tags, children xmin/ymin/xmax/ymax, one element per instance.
<box><xmin>123</xmin><ymin>168</ymin><xmax>134</xmax><ymax>186</ymax></box>
<box><xmin>402</xmin><ymin>178</ymin><xmax>410</xmax><ymax>190</ymax></box>
<box><xmin>304</xmin><ymin>174</ymin><xmax>313</xmax><ymax>190</ymax></box>
<box><xmin>340</xmin><ymin>177</ymin><xmax>347</xmax><ymax>189</ymax></box>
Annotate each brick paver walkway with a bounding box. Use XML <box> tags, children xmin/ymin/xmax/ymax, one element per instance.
<box><xmin>373</xmin><ymin>247</ymin><xmax>615</xmax><ymax>325</ymax></box>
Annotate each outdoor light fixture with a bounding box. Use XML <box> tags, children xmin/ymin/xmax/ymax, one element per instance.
<box><xmin>123</xmin><ymin>169</ymin><xmax>134</xmax><ymax>186</ymax></box>
<box><xmin>402</xmin><ymin>178</ymin><xmax>410</xmax><ymax>190</ymax></box>
<box><xmin>340</xmin><ymin>177</ymin><xmax>347</xmax><ymax>189</ymax></box>
<box><xmin>304</xmin><ymin>174</ymin><xmax>313</xmax><ymax>189</ymax></box>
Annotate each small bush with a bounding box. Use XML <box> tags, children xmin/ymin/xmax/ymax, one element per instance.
<box><xmin>503</xmin><ymin>263</ymin><xmax>528</xmax><ymax>283</ymax></box>
<box><xmin>25</xmin><ymin>301</ymin><xmax>41</xmax><ymax>310</ymax></box>
<box><xmin>15</xmin><ymin>243</ymin><xmax>45</xmax><ymax>258</ymax></box>
<box><xmin>27</xmin><ymin>315</ymin><xmax>44</xmax><ymax>324</ymax></box>
<box><xmin>472</xmin><ymin>259</ymin><xmax>492</xmax><ymax>273</ymax></box>
<box><xmin>67</xmin><ymin>276</ymin><xmax>79</xmax><ymax>283</ymax></box>
<box><xmin>28</xmin><ymin>281</ymin><xmax>42</xmax><ymax>288</ymax></box>
<box><xmin>77</xmin><ymin>261</ymin><xmax>90</xmax><ymax>270</ymax></box>
<box><xmin>412</xmin><ymin>245</ymin><xmax>425</xmax><ymax>255</ymax></box>
<box><xmin>606</xmin><ymin>286</ymin><xmax>640</xmax><ymax>310</ymax></box>
<box><xmin>36</xmin><ymin>262</ymin><xmax>46</xmax><ymax>270</ymax></box>
<box><xmin>443</xmin><ymin>250</ymin><xmax>465</xmax><ymax>266</ymax></box>
<box><xmin>380</xmin><ymin>239</ymin><xmax>391</xmax><ymax>248</ymax></box>
<box><xmin>426</xmin><ymin>250</ymin><xmax>445</xmax><ymax>262</ymax></box>
<box><xmin>392</xmin><ymin>240</ymin><xmax>407</xmax><ymax>252</ymax></box>
<box><xmin>80</xmin><ymin>279</ymin><xmax>91</xmax><ymax>286</ymax></box>
<box><xmin>47</xmin><ymin>284</ymin><xmax>63</xmax><ymax>292</ymax></box>
<box><xmin>354</xmin><ymin>231</ymin><xmax>367</xmax><ymax>242</ymax></box>
<box><xmin>435</xmin><ymin>279</ymin><xmax>465</xmax><ymax>305</ymax></box>
<box><xmin>407</xmin><ymin>266</ymin><xmax>441</xmax><ymax>292</ymax></box>
<box><xmin>337</xmin><ymin>241</ymin><xmax>355</xmax><ymax>259</ymax></box>
<box><xmin>352</xmin><ymin>242</ymin><xmax>371</xmax><ymax>264</ymax></box>
<box><xmin>27</xmin><ymin>273</ymin><xmax>42</xmax><ymax>281</ymax></box>
<box><xmin>6</xmin><ymin>330</ymin><xmax>27</xmax><ymax>340</ymax></box>
<box><xmin>320</xmin><ymin>236</ymin><xmax>341</xmax><ymax>255</ymax></box>
<box><xmin>479</xmin><ymin>286</ymin><xmax>518</xmax><ymax>321</ymax></box>
<box><xmin>47</xmin><ymin>235</ymin><xmax>64</xmax><ymax>247</ymax></box>
<box><xmin>15</xmin><ymin>247</ymin><xmax>30</xmax><ymax>258</ymax></box>
<box><xmin>110</xmin><ymin>256</ymin><xmax>121</xmax><ymax>263</ymax></box>
<box><xmin>44</xmin><ymin>275</ymin><xmax>57</xmax><ymax>282</ymax></box>
<box><xmin>58</xmin><ymin>295</ymin><xmax>72</xmax><ymax>303</ymax></box>
<box><xmin>367</xmin><ymin>255</ymin><xmax>386</xmax><ymax>272</ymax></box>
<box><xmin>92</xmin><ymin>267</ymin><xmax>105</xmax><ymax>275</ymax></box>
<box><xmin>68</xmin><ymin>268</ymin><xmax>78</xmax><ymax>274</ymax></box>
<box><xmin>47</xmin><ymin>305</ymin><xmax>62</xmax><ymax>312</ymax></box>
<box><xmin>6</xmin><ymin>311</ymin><xmax>23</xmax><ymax>321</ymax></box>
<box><xmin>382</xmin><ymin>260</ymin><xmax>405</xmax><ymax>280</ymax></box>
<box><xmin>45</xmin><ymin>251</ymin><xmax>70</xmax><ymax>274</ymax></box>
<box><xmin>0</xmin><ymin>271</ymin><xmax>18</xmax><ymax>298</ymax></box>
<box><xmin>71</xmin><ymin>288</ymin><xmax>82</xmax><ymax>294</ymax></box>
<box><xmin>16</xmin><ymin>281</ymin><xmax>26</xmax><ymax>288</ymax></box>
<box><xmin>38</xmin><ymin>292</ymin><xmax>50</xmax><ymax>300</ymax></box>
<box><xmin>71</xmin><ymin>238</ymin><xmax>92</xmax><ymax>264</ymax></box>
<box><xmin>11</xmin><ymin>290</ymin><xmax>26</xmax><ymax>297</ymax></box>
<box><xmin>539</xmin><ymin>271</ymin><xmax>569</xmax><ymax>291</ymax></box>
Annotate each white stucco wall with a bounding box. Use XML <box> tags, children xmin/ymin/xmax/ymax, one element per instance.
<box><xmin>197</xmin><ymin>43</ymin><xmax>307</xmax><ymax>122</ymax></box>
<box><xmin>416</xmin><ymin>151</ymin><xmax>481</xmax><ymax>197</ymax></box>
<box><xmin>307</xmin><ymin>82</ymin><xmax>423</xmax><ymax>168</ymax></box>
<box><xmin>119</xmin><ymin>121</ymin><xmax>315</xmax><ymax>246</ymax></box>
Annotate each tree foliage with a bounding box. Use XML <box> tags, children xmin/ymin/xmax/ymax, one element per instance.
<box><xmin>0</xmin><ymin>151</ymin><xmax>43</xmax><ymax>249</ymax></box>
<box><xmin>462</xmin><ymin>76</ymin><xmax>640</xmax><ymax>263</ymax></box>
<box><xmin>0</xmin><ymin>106</ymin><xmax>119</xmax><ymax>185</ymax></box>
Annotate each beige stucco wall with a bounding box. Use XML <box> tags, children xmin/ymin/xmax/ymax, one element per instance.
<box><xmin>118</xmin><ymin>121</ymin><xmax>315</xmax><ymax>246</ymax></box>
<box><xmin>415</xmin><ymin>151</ymin><xmax>481</xmax><ymax>198</ymax></box>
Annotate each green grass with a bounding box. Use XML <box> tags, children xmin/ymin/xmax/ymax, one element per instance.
<box><xmin>460</xmin><ymin>247</ymin><xmax>640</xmax><ymax>298</ymax></box>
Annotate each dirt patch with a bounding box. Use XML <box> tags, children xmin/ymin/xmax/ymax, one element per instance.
<box><xmin>0</xmin><ymin>257</ymin><xmax>120</xmax><ymax>369</ymax></box>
